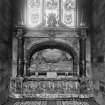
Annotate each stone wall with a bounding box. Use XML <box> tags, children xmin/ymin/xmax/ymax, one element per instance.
<box><xmin>92</xmin><ymin>0</ymin><xmax>105</xmax><ymax>105</ymax></box>
<box><xmin>0</xmin><ymin>0</ymin><xmax>12</xmax><ymax>104</ymax></box>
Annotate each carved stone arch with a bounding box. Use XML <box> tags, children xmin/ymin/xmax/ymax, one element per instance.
<box><xmin>26</xmin><ymin>40</ymin><xmax>78</xmax><ymax>73</ymax></box>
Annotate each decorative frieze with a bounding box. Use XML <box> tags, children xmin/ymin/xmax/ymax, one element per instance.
<box><xmin>14</xmin><ymin>101</ymin><xmax>46</xmax><ymax>105</ymax></box>
<box><xmin>9</xmin><ymin>77</ymin><xmax>93</xmax><ymax>99</ymax></box>
<box><xmin>13</xmin><ymin>101</ymin><xmax>89</xmax><ymax>105</ymax></box>
<box><xmin>23</xmin><ymin>80</ymin><xmax>79</xmax><ymax>95</ymax></box>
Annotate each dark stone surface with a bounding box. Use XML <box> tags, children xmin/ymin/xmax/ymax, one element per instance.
<box><xmin>92</xmin><ymin>0</ymin><xmax>105</xmax><ymax>60</ymax></box>
<box><xmin>0</xmin><ymin>0</ymin><xmax>12</xmax><ymax>104</ymax></box>
<box><xmin>91</xmin><ymin>0</ymin><xmax>105</xmax><ymax>104</ymax></box>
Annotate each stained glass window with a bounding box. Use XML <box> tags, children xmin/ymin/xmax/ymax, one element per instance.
<box><xmin>26</xmin><ymin>0</ymin><xmax>43</xmax><ymax>27</ymax></box>
<box><xmin>26</xmin><ymin>0</ymin><xmax>78</xmax><ymax>28</ymax></box>
<box><xmin>61</xmin><ymin>0</ymin><xmax>77</xmax><ymax>27</ymax></box>
<box><xmin>44</xmin><ymin>0</ymin><xmax>59</xmax><ymax>27</ymax></box>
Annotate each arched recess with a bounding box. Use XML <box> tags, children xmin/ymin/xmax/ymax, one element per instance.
<box><xmin>26</xmin><ymin>40</ymin><xmax>79</xmax><ymax>73</ymax></box>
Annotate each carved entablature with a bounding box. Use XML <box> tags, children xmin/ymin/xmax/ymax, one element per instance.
<box><xmin>24</xmin><ymin>30</ymin><xmax>79</xmax><ymax>37</ymax></box>
<box><xmin>25</xmin><ymin>0</ymin><xmax>78</xmax><ymax>28</ymax></box>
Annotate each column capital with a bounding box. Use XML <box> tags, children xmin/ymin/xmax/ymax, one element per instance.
<box><xmin>77</xmin><ymin>28</ymin><xmax>87</xmax><ymax>39</ymax></box>
<box><xmin>78</xmin><ymin>28</ymin><xmax>87</xmax><ymax>40</ymax></box>
<box><xmin>16</xmin><ymin>28</ymin><xmax>23</xmax><ymax>39</ymax></box>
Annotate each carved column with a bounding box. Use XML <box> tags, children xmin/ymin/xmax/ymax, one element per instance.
<box><xmin>79</xmin><ymin>29</ymin><xmax>87</xmax><ymax>77</ymax></box>
<box><xmin>16</xmin><ymin>28</ymin><xmax>24</xmax><ymax>77</ymax></box>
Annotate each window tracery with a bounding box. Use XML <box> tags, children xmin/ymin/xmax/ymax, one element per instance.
<box><xmin>26</xmin><ymin>0</ymin><xmax>77</xmax><ymax>27</ymax></box>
